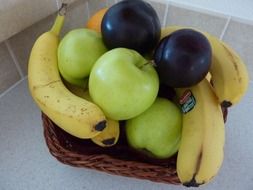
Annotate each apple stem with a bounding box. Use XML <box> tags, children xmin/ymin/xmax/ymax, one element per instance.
<box><xmin>150</xmin><ymin>60</ymin><xmax>156</xmax><ymax>67</ymax></box>
<box><xmin>139</xmin><ymin>60</ymin><xmax>156</xmax><ymax>69</ymax></box>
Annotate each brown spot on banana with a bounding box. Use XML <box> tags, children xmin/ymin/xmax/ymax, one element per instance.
<box><xmin>193</xmin><ymin>149</ymin><xmax>203</xmax><ymax>180</ymax></box>
<box><xmin>183</xmin><ymin>174</ymin><xmax>205</xmax><ymax>187</ymax></box>
<box><xmin>221</xmin><ymin>106</ymin><xmax>228</xmax><ymax>122</ymax></box>
<box><xmin>65</xmin><ymin>105</ymin><xmax>77</xmax><ymax>113</ymax></box>
<box><xmin>94</xmin><ymin>120</ymin><xmax>107</xmax><ymax>131</ymax></box>
<box><xmin>183</xmin><ymin>148</ymin><xmax>204</xmax><ymax>187</ymax></box>
<box><xmin>81</xmin><ymin>108</ymin><xmax>87</xmax><ymax>112</ymax></box>
<box><xmin>221</xmin><ymin>101</ymin><xmax>232</xmax><ymax>108</ymax></box>
<box><xmin>33</xmin><ymin>80</ymin><xmax>61</xmax><ymax>91</ymax></box>
<box><xmin>183</xmin><ymin>175</ymin><xmax>201</xmax><ymax>187</ymax></box>
<box><xmin>35</xmin><ymin>97</ymin><xmax>46</xmax><ymax>107</ymax></box>
<box><xmin>102</xmin><ymin>138</ymin><xmax>116</xmax><ymax>145</ymax></box>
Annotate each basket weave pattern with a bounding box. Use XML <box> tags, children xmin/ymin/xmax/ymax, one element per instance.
<box><xmin>42</xmin><ymin>104</ymin><xmax>227</xmax><ymax>185</ymax></box>
<box><xmin>42</xmin><ymin>113</ymin><xmax>181</xmax><ymax>185</ymax></box>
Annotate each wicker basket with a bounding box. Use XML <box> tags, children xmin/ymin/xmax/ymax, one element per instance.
<box><xmin>42</xmin><ymin>107</ymin><xmax>228</xmax><ymax>185</ymax></box>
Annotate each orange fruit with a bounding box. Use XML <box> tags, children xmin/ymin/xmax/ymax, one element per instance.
<box><xmin>86</xmin><ymin>8</ymin><xmax>108</xmax><ymax>33</ymax></box>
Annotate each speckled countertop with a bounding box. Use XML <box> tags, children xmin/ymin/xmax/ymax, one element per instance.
<box><xmin>0</xmin><ymin>0</ymin><xmax>253</xmax><ymax>190</ymax></box>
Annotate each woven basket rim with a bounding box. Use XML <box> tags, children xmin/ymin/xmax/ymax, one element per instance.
<box><xmin>42</xmin><ymin>113</ymin><xmax>181</xmax><ymax>185</ymax></box>
<box><xmin>41</xmin><ymin>102</ymin><xmax>228</xmax><ymax>185</ymax></box>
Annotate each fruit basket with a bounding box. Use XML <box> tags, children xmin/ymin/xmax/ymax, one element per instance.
<box><xmin>28</xmin><ymin>0</ymin><xmax>247</xmax><ymax>187</ymax></box>
<box><xmin>42</xmin><ymin>108</ymin><xmax>228</xmax><ymax>185</ymax></box>
<box><xmin>42</xmin><ymin>113</ymin><xmax>180</xmax><ymax>184</ymax></box>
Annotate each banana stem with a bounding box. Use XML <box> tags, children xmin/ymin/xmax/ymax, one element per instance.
<box><xmin>50</xmin><ymin>3</ymin><xmax>67</xmax><ymax>35</ymax></box>
<box><xmin>59</xmin><ymin>3</ymin><xmax>67</xmax><ymax>16</ymax></box>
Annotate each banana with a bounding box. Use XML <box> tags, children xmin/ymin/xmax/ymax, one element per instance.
<box><xmin>205</xmin><ymin>72</ymin><xmax>212</xmax><ymax>82</ymax></box>
<box><xmin>161</xmin><ymin>26</ymin><xmax>249</xmax><ymax>107</ymax></box>
<box><xmin>208</xmin><ymin>36</ymin><xmax>249</xmax><ymax>107</ymax></box>
<box><xmin>64</xmin><ymin>82</ymin><xmax>120</xmax><ymax>147</ymax></box>
<box><xmin>175</xmin><ymin>79</ymin><xmax>225</xmax><ymax>187</ymax></box>
<box><xmin>91</xmin><ymin>119</ymin><xmax>120</xmax><ymax>147</ymax></box>
<box><xmin>28</xmin><ymin>4</ymin><xmax>107</xmax><ymax>139</ymax></box>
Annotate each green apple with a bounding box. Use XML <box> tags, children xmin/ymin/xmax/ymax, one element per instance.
<box><xmin>59</xmin><ymin>67</ymin><xmax>88</xmax><ymax>87</ymax></box>
<box><xmin>126</xmin><ymin>97</ymin><xmax>182</xmax><ymax>159</ymax></box>
<box><xmin>89</xmin><ymin>48</ymin><xmax>159</xmax><ymax>120</ymax></box>
<box><xmin>58</xmin><ymin>28</ymin><xmax>107</xmax><ymax>86</ymax></box>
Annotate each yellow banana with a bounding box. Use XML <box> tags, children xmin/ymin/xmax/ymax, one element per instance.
<box><xmin>161</xmin><ymin>26</ymin><xmax>249</xmax><ymax>107</ymax></box>
<box><xmin>28</xmin><ymin>4</ymin><xmax>106</xmax><ymax>139</ymax></box>
<box><xmin>91</xmin><ymin>119</ymin><xmax>120</xmax><ymax>147</ymax></box>
<box><xmin>207</xmin><ymin>36</ymin><xmax>249</xmax><ymax>107</ymax></box>
<box><xmin>205</xmin><ymin>72</ymin><xmax>212</xmax><ymax>82</ymax></box>
<box><xmin>64</xmin><ymin>83</ymin><xmax>120</xmax><ymax>147</ymax></box>
<box><xmin>176</xmin><ymin>79</ymin><xmax>225</xmax><ymax>187</ymax></box>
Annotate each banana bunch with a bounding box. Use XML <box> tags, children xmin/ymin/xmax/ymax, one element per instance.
<box><xmin>162</xmin><ymin>26</ymin><xmax>249</xmax><ymax>107</ymax></box>
<box><xmin>162</xmin><ymin>26</ymin><xmax>249</xmax><ymax>186</ymax></box>
<box><xmin>208</xmin><ymin>37</ymin><xmax>249</xmax><ymax>107</ymax></box>
<box><xmin>175</xmin><ymin>79</ymin><xmax>224</xmax><ymax>186</ymax></box>
<box><xmin>64</xmin><ymin>81</ymin><xmax>120</xmax><ymax>147</ymax></box>
<box><xmin>28</xmin><ymin>4</ymin><xmax>107</xmax><ymax>139</ymax></box>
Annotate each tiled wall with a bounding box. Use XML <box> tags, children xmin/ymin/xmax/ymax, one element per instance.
<box><xmin>0</xmin><ymin>0</ymin><xmax>252</xmax><ymax>97</ymax></box>
<box><xmin>0</xmin><ymin>0</ymin><xmax>58</xmax><ymax>43</ymax></box>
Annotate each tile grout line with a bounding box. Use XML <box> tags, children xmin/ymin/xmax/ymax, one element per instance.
<box><xmin>168</xmin><ymin>1</ymin><xmax>230</xmax><ymax>19</ymax></box>
<box><xmin>56</xmin><ymin>0</ymin><xmax>60</xmax><ymax>9</ymax></box>
<box><xmin>219</xmin><ymin>16</ymin><xmax>232</xmax><ymax>40</ymax></box>
<box><xmin>86</xmin><ymin>0</ymin><xmax>90</xmax><ymax>18</ymax></box>
<box><xmin>0</xmin><ymin>76</ymin><xmax>28</xmax><ymax>99</ymax></box>
<box><xmin>162</xmin><ymin>1</ymin><xmax>170</xmax><ymax>27</ymax></box>
<box><xmin>4</xmin><ymin>40</ymin><xmax>25</xmax><ymax>78</ymax></box>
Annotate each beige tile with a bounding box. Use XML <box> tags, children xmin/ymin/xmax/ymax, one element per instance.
<box><xmin>61</xmin><ymin>0</ymin><xmax>89</xmax><ymax>36</ymax></box>
<box><xmin>59</xmin><ymin>0</ymin><xmax>80</xmax><ymax>5</ymax></box>
<box><xmin>165</xmin><ymin>5</ymin><xmax>228</xmax><ymax>38</ymax></box>
<box><xmin>147</xmin><ymin>0</ymin><xmax>168</xmax><ymax>27</ymax></box>
<box><xmin>8</xmin><ymin>14</ymin><xmax>56</xmax><ymax>76</ymax></box>
<box><xmin>56</xmin><ymin>0</ymin><xmax>82</xmax><ymax>10</ymax></box>
<box><xmin>0</xmin><ymin>0</ymin><xmax>57</xmax><ymax>43</ymax></box>
<box><xmin>87</xmin><ymin>0</ymin><xmax>107</xmax><ymax>17</ymax></box>
<box><xmin>0</xmin><ymin>43</ymin><xmax>21</xmax><ymax>94</ymax></box>
<box><xmin>106</xmin><ymin>0</ymin><xmax>116</xmax><ymax>7</ymax></box>
<box><xmin>222</xmin><ymin>20</ymin><xmax>253</xmax><ymax>79</ymax></box>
